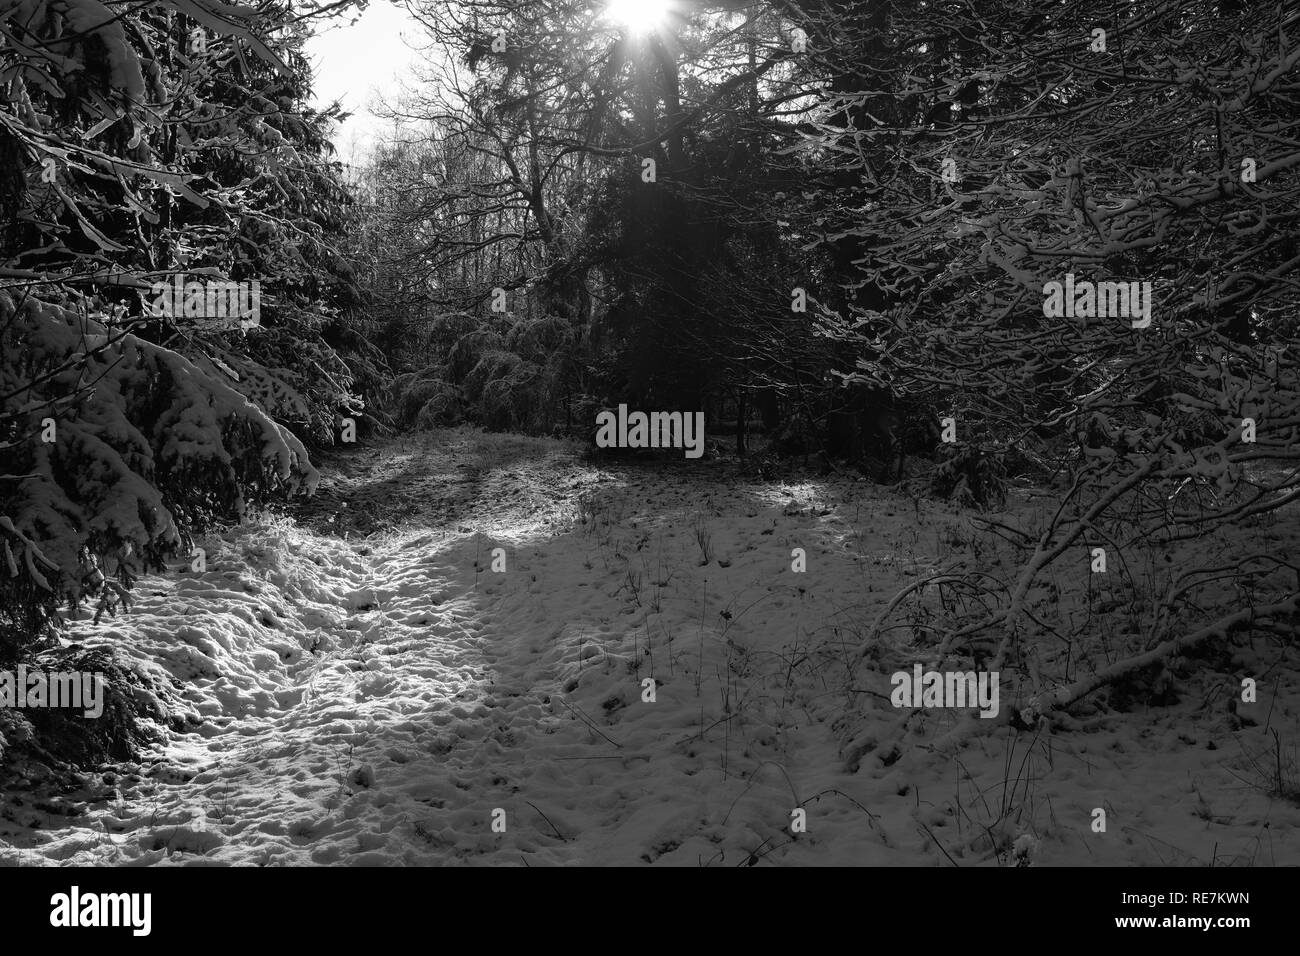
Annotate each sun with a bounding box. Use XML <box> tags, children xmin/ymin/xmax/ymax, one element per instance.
<box><xmin>603</xmin><ymin>0</ymin><xmax>674</xmax><ymax>35</ymax></box>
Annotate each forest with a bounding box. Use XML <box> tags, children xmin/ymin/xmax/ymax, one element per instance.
<box><xmin>1</xmin><ymin>0</ymin><xmax>1298</xmax><ymax>868</ymax></box>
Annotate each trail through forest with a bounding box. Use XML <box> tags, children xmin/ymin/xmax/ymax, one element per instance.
<box><xmin>2</xmin><ymin>430</ymin><xmax>1296</xmax><ymax>866</ymax></box>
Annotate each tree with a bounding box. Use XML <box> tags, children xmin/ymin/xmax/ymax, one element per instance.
<box><xmin>369</xmin><ymin>0</ymin><xmax>830</xmax><ymax>436</ymax></box>
<box><xmin>0</xmin><ymin>0</ymin><xmax>369</xmax><ymax>652</ymax></box>
<box><xmin>781</xmin><ymin>0</ymin><xmax>1300</xmax><ymax>764</ymax></box>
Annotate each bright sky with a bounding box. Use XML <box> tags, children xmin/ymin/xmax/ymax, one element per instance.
<box><xmin>305</xmin><ymin>2</ymin><xmax>423</xmax><ymax>166</ymax></box>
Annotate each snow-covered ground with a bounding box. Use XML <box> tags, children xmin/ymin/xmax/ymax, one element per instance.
<box><xmin>2</xmin><ymin>429</ymin><xmax>1297</xmax><ymax>865</ymax></box>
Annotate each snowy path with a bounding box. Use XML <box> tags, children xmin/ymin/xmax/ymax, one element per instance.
<box><xmin>1</xmin><ymin>432</ymin><xmax>911</xmax><ymax>864</ymax></box>
<box><xmin>4</xmin><ymin>429</ymin><xmax>1297</xmax><ymax>866</ymax></box>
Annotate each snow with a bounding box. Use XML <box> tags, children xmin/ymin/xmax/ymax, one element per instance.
<box><xmin>2</xmin><ymin>429</ymin><xmax>1297</xmax><ymax>866</ymax></box>
<box><xmin>55</xmin><ymin>0</ymin><xmax>146</xmax><ymax>99</ymax></box>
